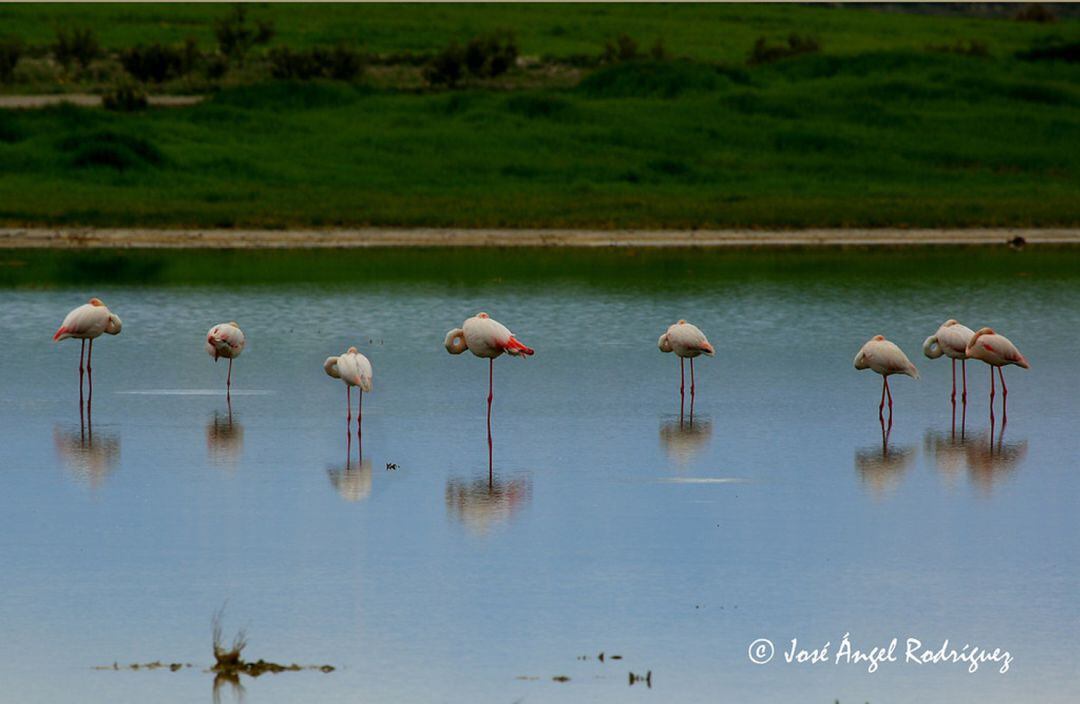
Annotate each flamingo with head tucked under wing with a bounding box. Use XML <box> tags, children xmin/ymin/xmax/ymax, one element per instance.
<box><xmin>445</xmin><ymin>312</ymin><xmax>534</xmax><ymax>478</ymax></box>
<box><xmin>206</xmin><ymin>322</ymin><xmax>245</xmax><ymax>396</ymax></box>
<box><xmin>324</xmin><ymin>346</ymin><xmax>373</xmax><ymax>441</ymax></box>
<box><xmin>854</xmin><ymin>335</ymin><xmax>919</xmax><ymax>420</ymax></box>
<box><xmin>965</xmin><ymin>328</ymin><xmax>1029</xmax><ymax>422</ymax></box>
<box><xmin>54</xmin><ymin>298</ymin><xmax>122</xmax><ymax>411</ymax></box>
<box><xmin>923</xmin><ymin>319</ymin><xmax>975</xmax><ymax>406</ymax></box>
<box><xmin>658</xmin><ymin>320</ymin><xmax>714</xmax><ymax>418</ymax></box>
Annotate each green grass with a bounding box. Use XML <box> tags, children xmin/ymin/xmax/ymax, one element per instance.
<box><xmin>0</xmin><ymin>2</ymin><xmax>1071</xmax><ymax>62</ymax></box>
<box><xmin>0</xmin><ymin>3</ymin><xmax>1077</xmax><ymax>229</ymax></box>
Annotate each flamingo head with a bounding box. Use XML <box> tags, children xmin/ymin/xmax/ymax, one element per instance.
<box><xmin>347</xmin><ymin>346</ymin><xmax>358</xmax><ymax>354</ymax></box>
<box><xmin>943</xmin><ymin>319</ymin><xmax>958</xmax><ymax>327</ymax></box>
<box><xmin>444</xmin><ymin>328</ymin><xmax>467</xmax><ymax>355</ymax></box>
<box><xmin>228</xmin><ymin>321</ymin><xmax>238</xmax><ymax>328</ymax></box>
<box><xmin>677</xmin><ymin>319</ymin><xmax>687</xmax><ymax>325</ymax></box>
<box><xmin>476</xmin><ymin>312</ymin><xmax>489</xmax><ymax>319</ymax></box>
<box><xmin>105</xmin><ymin>313</ymin><xmax>122</xmax><ymax>335</ymax></box>
<box><xmin>872</xmin><ymin>334</ymin><xmax>885</xmax><ymax>341</ymax></box>
<box><xmin>89</xmin><ymin>297</ymin><xmax>104</xmax><ymax>307</ymax></box>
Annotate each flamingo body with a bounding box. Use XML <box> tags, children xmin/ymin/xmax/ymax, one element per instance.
<box><xmin>53</xmin><ymin>298</ymin><xmax>122</xmax><ymax>341</ymax></box>
<box><xmin>922</xmin><ymin>319</ymin><xmax>975</xmax><ymax>361</ymax></box>
<box><xmin>324</xmin><ymin>347</ymin><xmax>373</xmax><ymax>392</ymax></box>
<box><xmin>965</xmin><ymin>328</ymin><xmax>1029</xmax><ymax>369</ymax></box>
<box><xmin>658</xmin><ymin>320</ymin><xmax>715</xmax><ymax>358</ymax></box>
<box><xmin>206</xmin><ymin>322</ymin><xmax>245</xmax><ymax>361</ymax></box>
<box><xmin>854</xmin><ymin>335</ymin><xmax>920</xmax><ymax>378</ymax></box>
<box><xmin>444</xmin><ymin>312</ymin><xmax>534</xmax><ymax>359</ymax></box>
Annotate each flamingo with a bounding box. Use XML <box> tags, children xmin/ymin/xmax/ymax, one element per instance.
<box><xmin>854</xmin><ymin>335</ymin><xmax>919</xmax><ymax>419</ymax></box>
<box><xmin>206</xmin><ymin>322</ymin><xmax>245</xmax><ymax>396</ymax></box>
<box><xmin>53</xmin><ymin>298</ymin><xmax>122</xmax><ymax>410</ymax></box>
<box><xmin>657</xmin><ymin>320</ymin><xmax>714</xmax><ymax>417</ymax></box>
<box><xmin>324</xmin><ymin>346</ymin><xmax>373</xmax><ymax>439</ymax></box>
<box><xmin>965</xmin><ymin>328</ymin><xmax>1029</xmax><ymax>421</ymax></box>
<box><xmin>444</xmin><ymin>312</ymin><xmax>534</xmax><ymax>476</ymax></box>
<box><xmin>922</xmin><ymin>319</ymin><xmax>975</xmax><ymax>405</ymax></box>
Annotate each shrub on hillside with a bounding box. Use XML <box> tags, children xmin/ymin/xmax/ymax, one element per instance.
<box><xmin>121</xmin><ymin>41</ymin><xmax>199</xmax><ymax>83</ymax></box>
<box><xmin>269</xmin><ymin>46</ymin><xmax>364</xmax><ymax>81</ymax></box>
<box><xmin>464</xmin><ymin>31</ymin><xmax>518</xmax><ymax>78</ymax></box>
<box><xmin>602</xmin><ymin>34</ymin><xmax>639</xmax><ymax>63</ymax></box>
<box><xmin>1014</xmin><ymin>3</ymin><xmax>1057</xmax><ymax>23</ymax></box>
<box><xmin>1016</xmin><ymin>41</ymin><xmax>1080</xmax><ymax>63</ymax></box>
<box><xmin>423</xmin><ymin>43</ymin><xmax>466</xmax><ymax>87</ymax></box>
<box><xmin>0</xmin><ymin>37</ymin><xmax>21</xmax><ymax>83</ymax></box>
<box><xmin>215</xmin><ymin>4</ymin><xmax>274</xmax><ymax>65</ymax></box>
<box><xmin>54</xmin><ymin>27</ymin><xmax>101</xmax><ymax>70</ymax></box>
<box><xmin>748</xmin><ymin>34</ymin><xmax>820</xmax><ymax>65</ymax></box>
<box><xmin>59</xmin><ymin>130</ymin><xmax>165</xmax><ymax>171</ymax></box>
<box><xmin>102</xmin><ymin>79</ymin><xmax>149</xmax><ymax>112</ymax></box>
<box><xmin>578</xmin><ymin>60</ymin><xmax>725</xmax><ymax>98</ymax></box>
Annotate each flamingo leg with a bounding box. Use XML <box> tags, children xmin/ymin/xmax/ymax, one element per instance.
<box><xmin>347</xmin><ymin>385</ymin><xmax>352</xmax><ymax>428</ymax></box>
<box><xmin>989</xmin><ymin>365</ymin><xmax>996</xmax><ymax>424</ymax></box>
<box><xmin>357</xmin><ymin>389</ymin><xmax>363</xmax><ymax>443</ymax></box>
<box><xmin>998</xmin><ymin>367</ymin><xmax>1008</xmax><ymax>422</ymax></box>
<box><xmin>689</xmin><ymin>357</ymin><xmax>696</xmax><ymax>421</ymax></box>
<box><xmin>879</xmin><ymin>376</ymin><xmax>887</xmax><ymax>420</ymax></box>
<box><xmin>79</xmin><ymin>338</ymin><xmax>85</xmax><ymax>394</ymax></box>
<box><xmin>950</xmin><ymin>359</ymin><xmax>956</xmax><ymax>405</ymax></box>
<box><xmin>961</xmin><ymin>359</ymin><xmax>967</xmax><ymax>405</ymax></box>
<box><xmin>488</xmin><ymin>359</ymin><xmax>494</xmax><ymax>484</ymax></box>
<box><xmin>679</xmin><ymin>357</ymin><xmax>685</xmax><ymax>421</ymax></box>
<box><xmin>885</xmin><ymin>376</ymin><xmax>893</xmax><ymax>413</ymax></box>
<box><xmin>226</xmin><ymin>358</ymin><xmax>233</xmax><ymax>397</ymax></box>
<box><xmin>86</xmin><ymin>339</ymin><xmax>93</xmax><ymax>409</ymax></box>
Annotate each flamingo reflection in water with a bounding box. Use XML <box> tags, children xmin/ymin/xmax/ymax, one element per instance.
<box><xmin>445</xmin><ymin>475</ymin><xmax>532</xmax><ymax>536</ymax></box>
<box><xmin>659</xmin><ymin>417</ymin><xmax>713</xmax><ymax>466</ymax></box>
<box><xmin>53</xmin><ymin>425</ymin><xmax>120</xmax><ymax>489</ymax></box>
<box><xmin>328</xmin><ymin>457</ymin><xmax>373</xmax><ymax>502</ymax></box>
<box><xmin>206</xmin><ymin>402</ymin><xmax>244</xmax><ymax>469</ymax></box>
<box><xmin>444</xmin><ymin>313</ymin><xmax>534</xmax><ymax>482</ymax></box>
<box><xmin>924</xmin><ymin>423</ymin><xmax>1028</xmax><ymax>495</ymax></box>
<box><xmin>854</xmin><ymin>416</ymin><xmax>915</xmax><ymax>498</ymax></box>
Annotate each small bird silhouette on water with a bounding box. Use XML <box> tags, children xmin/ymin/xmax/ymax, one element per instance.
<box><xmin>386</xmin><ymin>462</ymin><xmax>398</xmax><ymax>471</ymax></box>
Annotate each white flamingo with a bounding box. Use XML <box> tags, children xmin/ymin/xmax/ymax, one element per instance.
<box><xmin>854</xmin><ymin>335</ymin><xmax>919</xmax><ymax>418</ymax></box>
<box><xmin>206</xmin><ymin>322</ymin><xmax>245</xmax><ymax>395</ymax></box>
<box><xmin>965</xmin><ymin>328</ymin><xmax>1029</xmax><ymax>420</ymax></box>
<box><xmin>445</xmin><ymin>312</ymin><xmax>534</xmax><ymax>475</ymax></box>
<box><xmin>923</xmin><ymin>319</ymin><xmax>975</xmax><ymax>404</ymax></box>
<box><xmin>53</xmin><ymin>297</ymin><xmax>122</xmax><ymax>407</ymax></box>
<box><xmin>324</xmin><ymin>346</ymin><xmax>373</xmax><ymax>437</ymax></box>
<box><xmin>658</xmin><ymin>320</ymin><xmax>714</xmax><ymax>415</ymax></box>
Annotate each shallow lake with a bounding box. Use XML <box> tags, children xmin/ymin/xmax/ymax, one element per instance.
<box><xmin>1</xmin><ymin>247</ymin><xmax>1078</xmax><ymax>702</ymax></box>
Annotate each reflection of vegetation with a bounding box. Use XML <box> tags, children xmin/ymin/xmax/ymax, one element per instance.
<box><xmin>3</xmin><ymin>247</ymin><xmax>1080</xmax><ymax>289</ymax></box>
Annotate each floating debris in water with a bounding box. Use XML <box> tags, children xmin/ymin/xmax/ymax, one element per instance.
<box><xmin>95</xmin><ymin>661</ymin><xmax>193</xmax><ymax>671</ymax></box>
<box><xmin>629</xmin><ymin>670</ymin><xmax>652</xmax><ymax>688</ymax></box>
<box><xmin>552</xmin><ymin>675</ymin><xmax>570</xmax><ymax>682</ymax></box>
<box><xmin>386</xmin><ymin>462</ymin><xmax>398</xmax><ymax>470</ymax></box>
<box><xmin>211</xmin><ymin>607</ymin><xmax>334</xmax><ymax>679</ymax></box>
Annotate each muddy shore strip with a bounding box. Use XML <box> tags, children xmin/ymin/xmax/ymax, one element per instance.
<box><xmin>1</xmin><ymin>227</ymin><xmax>1078</xmax><ymax>249</ymax></box>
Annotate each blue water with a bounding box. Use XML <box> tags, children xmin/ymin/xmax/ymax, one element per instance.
<box><xmin>1</xmin><ymin>261</ymin><xmax>1078</xmax><ymax>703</ymax></box>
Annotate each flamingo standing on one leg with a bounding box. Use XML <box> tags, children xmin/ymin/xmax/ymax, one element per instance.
<box><xmin>445</xmin><ymin>312</ymin><xmax>534</xmax><ymax>480</ymax></box>
<box><xmin>324</xmin><ymin>346</ymin><xmax>373</xmax><ymax>444</ymax></box>
<box><xmin>53</xmin><ymin>298</ymin><xmax>123</xmax><ymax>414</ymax></box>
<box><xmin>854</xmin><ymin>335</ymin><xmax>919</xmax><ymax>420</ymax></box>
<box><xmin>206</xmin><ymin>322</ymin><xmax>245</xmax><ymax>398</ymax></box>
<box><xmin>922</xmin><ymin>319</ymin><xmax>975</xmax><ymax>406</ymax></box>
<box><xmin>658</xmin><ymin>320</ymin><xmax>715</xmax><ymax>420</ymax></box>
<box><xmin>965</xmin><ymin>328</ymin><xmax>1029</xmax><ymax>423</ymax></box>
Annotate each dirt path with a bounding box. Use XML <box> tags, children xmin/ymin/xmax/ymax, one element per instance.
<box><xmin>0</xmin><ymin>94</ymin><xmax>204</xmax><ymax>109</ymax></box>
<box><xmin>0</xmin><ymin>227</ymin><xmax>1076</xmax><ymax>249</ymax></box>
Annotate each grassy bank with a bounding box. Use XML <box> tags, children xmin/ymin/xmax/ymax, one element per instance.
<box><xmin>0</xmin><ymin>3</ymin><xmax>1077</xmax><ymax>229</ymax></box>
<box><xmin>4</xmin><ymin>246</ymin><xmax>1080</xmax><ymax>288</ymax></box>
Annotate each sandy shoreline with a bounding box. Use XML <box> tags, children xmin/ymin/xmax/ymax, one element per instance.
<box><xmin>1</xmin><ymin>227</ymin><xmax>1077</xmax><ymax>249</ymax></box>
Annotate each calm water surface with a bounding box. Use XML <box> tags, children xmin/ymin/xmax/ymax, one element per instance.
<box><xmin>1</xmin><ymin>249</ymin><xmax>1078</xmax><ymax>702</ymax></box>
